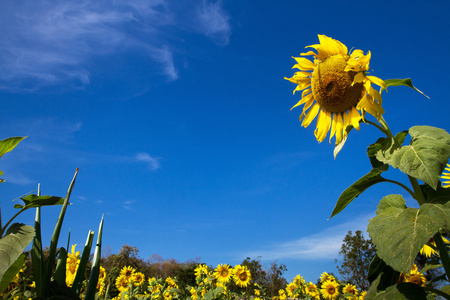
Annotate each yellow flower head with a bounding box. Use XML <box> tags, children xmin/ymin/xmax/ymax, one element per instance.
<box><xmin>399</xmin><ymin>264</ymin><xmax>427</xmax><ymax>287</ymax></box>
<box><xmin>66</xmin><ymin>244</ymin><xmax>80</xmax><ymax>287</ymax></box>
<box><xmin>320</xmin><ymin>272</ymin><xmax>335</xmax><ymax>283</ymax></box>
<box><xmin>116</xmin><ymin>274</ymin><xmax>130</xmax><ymax>292</ymax></box>
<box><xmin>119</xmin><ymin>266</ymin><xmax>135</xmax><ymax>280</ymax></box>
<box><xmin>213</xmin><ymin>264</ymin><xmax>232</xmax><ymax>284</ymax></box>
<box><xmin>420</xmin><ymin>236</ymin><xmax>450</xmax><ymax>258</ymax></box>
<box><xmin>133</xmin><ymin>272</ymin><xmax>145</xmax><ymax>286</ymax></box>
<box><xmin>320</xmin><ymin>280</ymin><xmax>340</xmax><ymax>300</ymax></box>
<box><xmin>285</xmin><ymin>282</ymin><xmax>297</xmax><ymax>297</ymax></box>
<box><xmin>442</xmin><ymin>164</ymin><xmax>450</xmax><ymax>187</ymax></box>
<box><xmin>232</xmin><ymin>265</ymin><xmax>251</xmax><ymax>288</ymax></box>
<box><xmin>285</xmin><ymin>34</ymin><xmax>386</xmax><ymax>145</ymax></box>
<box><xmin>194</xmin><ymin>264</ymin><xmax>209</xmax><ymax>279</ymax></box>
<box><xmin>343</xmin><ymin>283</ymin><xmax>358</xmax><ymax>299</ymax></box>
<box><xmin>306</xmin><ymin>282</ymin><xmax>319</xmax><ymax>298</ymax></box>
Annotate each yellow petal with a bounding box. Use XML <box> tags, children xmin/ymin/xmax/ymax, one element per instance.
<box><xmin>300</xmin><ymin>50</ymin><xmax>317</xmax><ymax>57</ymax></box>
<box><xmin>329</xmin><ymin>113</ymin><xmax>337</xmax><ymax>143</ymax></box>
<box><xmin>291</xmin><ymin>93</ymin><xmax>313</xmax><ymax>110</ymax></box>
<box><xmin>315</xmin><ymin>110</ymin><xmax>331</xmax><ymax>142</ymax></box>
<box><xmin>301</xmin><ymin>103</ymin><xmax>320</xmax><ymax>128</ymax></box>
<box><xmin>292</xmin><ymin>57</ymin><xmax>315</xmax><ymax>70</ymax></box>
<box><xmin>334</xmin><ymin>114</ymin><xmax>344</xmax><ymax>144</ymax></box>
<box><xmin>349</xmin><ymin>107</ymin><xmax>361</xmax><ymax>130</ymax></box>
<box><xmin>352</xmin><ymin>72</ymin><xmax>365</xmax><ymax>85</ymax></box>
<box><xmin>366</xmin><ymin>75</ymin><xmax>386</xmax><ymax>90</ymax></box>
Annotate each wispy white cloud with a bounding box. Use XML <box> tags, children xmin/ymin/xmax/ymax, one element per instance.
<box><xmin>135</xmin><ymin>152</ymin><xmax>161</xmax><ymax>170</ymax></box>
<box><xmin>197</xmin><ymin>0</ymin><xmax>231</xmax><ymax>46</ymax></box>
<box><xmin>0</xmin><ymin>0</ymin><xmax>231</xmax><ymax>92</ymax></box>
<box><xmin>241</xmin><ymin>214</ymin><xmax>373</xmax><ymax>261</ymax></box>
<box><xmin>123</xmin><ymin>200</ymin><xmax>136</xmax><ymax>211</ymax></box>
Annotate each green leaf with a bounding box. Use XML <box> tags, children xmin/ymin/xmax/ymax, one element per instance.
<box><xmin>0</xmin><ymin>137</ymin><xmax>27</xmax><ymax>159</ymax></box>
<box><xmin>384</xmin><ymin>78</ymin><xmax>429</xmax><ymax>99</ymax></box>
<box><xmin>84</xmin><ymin>216</ymin><xmax>104</xmax><ymax>300</ymax></box>
<box><xmin>368</xmin><ymin>194</ymin><xmax>450</xmax><ymax>273</ymax></box>
<box><xmin>54</xmin><ymin>247</ymin><xmax>67</xmax><ymax>287</ymax></box>
<box><xmin>330</xmin><ymin>169</ymin><xmax>389</xmax><ymax>218</ymax></box>
<box><xmin>0</xmin><ymin>223</ymin><xmax>35</xmax><ymax>282</ymax></box>
<box><xmin>72</xmin><ymin>231</ymin><xmax>95</xmax><ymax>295</ymax></box>
<box><xmin>365</xmin><ymin>274</ymin><xmax>426</xmax><ymax>300</ymax></box>
<box><xmin>375</xmin><ymin>126</ymin><xmax>450</xmax><ymax>190</ymax></box>
<box><xmin>42</xmin><ymin>168</ymin><xmax>79</xmax><ymax>297</ymax></box>
<box><xmin>20</xmin><ymin>194</ymin><xmax>65</xmax><ymax>209</ymax></box>
<box><xmin>368</xmin><ymin>254</ymin><xmax>401</xmax><ymax>291</ymax></box>
<box><xmin>0</xmin><ymin>253</ymin><xmax>27</xmax><ymax>293</ymax></box>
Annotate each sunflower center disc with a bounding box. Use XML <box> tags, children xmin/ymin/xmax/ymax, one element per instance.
<box><xmin>311</xmin><ymin>55</ymin><xmax>364</xmax><ymax>113</ymax></box>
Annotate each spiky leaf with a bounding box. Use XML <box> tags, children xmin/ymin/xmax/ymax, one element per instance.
<box><xmin>383</xmin><ymin>78</ymin><xmax>429</xmax><ymax>99</ymax></box>
<box><xmin>0</xmin><ymin>137</ymin><xmax>27</xmax><ymax>159</ymax></box>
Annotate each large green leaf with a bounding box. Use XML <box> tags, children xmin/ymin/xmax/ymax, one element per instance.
<box><xmin>330</xmin><ymin>169</ymin><xmax>389</xmax><ymax>218</ymax></box>
<box><xmin>0</xmin><ymin>223</ymin><xmax>35</xmax><ymax>282</ymax></box>
<box><xmin>0</xmin><ymin>137</ymin><xmax>27</xmax><ymax>159</ymax></box>
<box><xmin>375</xmin><ymin>126</ymin><xmax>450</xmax><ymax>190</ymax></box>
<box><xmin>368</xmin><ymin>194</ymin><xmax>450</xmax><ymax>273</ymax></box>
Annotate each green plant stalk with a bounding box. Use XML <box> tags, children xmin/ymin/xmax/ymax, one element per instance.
<box><xmin>42</xmin><ymin>168</ymin><xmax>79</xmax><ymax>296</ymax></box>
<box><xmin>434</xmin><ymin>232</ymin><xmax>450</xmax><ymax>282</ymax></box>
<box><xmin>408</xmin><ymin>175</ymin><xmax>425</xmax><ymax>206</ymax></box>
<box><xmin>0</xmin><ymin>207</ymin><xmax>27</xmax><ymax>237</ymax></box>
<box><xmin>72</xmin><ymin>230</ymin><xmax>94</xmax><ymax>295</ymax></box>
<box><xmin>84</xmin><ymin>215</ymin><xmax>104</xmax><ymax>300</ymax></box>
<box><xmin>31</xmin><ymin>184</ymin><xmax>44</xmax><ymax>297</ymax></box>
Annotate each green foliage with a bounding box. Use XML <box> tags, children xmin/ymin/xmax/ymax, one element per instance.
<box><xmin>374</xmin><ymin>126</ymin><xmax>450</xmax><ymax>190</ymax></box>
<box><xmin>368</xmin><ymin>194</ymin><xmax>450</xmax><ymax>274</ymax></box>
<box><xmin>330</xmin><ymin>169</ymin><xmax>389</xmax><ymax>218</ymax></box>
<box><xmin>0</xmin><ymin>224</ymin><xmax>34</xmax><ymax>285</ymax></box>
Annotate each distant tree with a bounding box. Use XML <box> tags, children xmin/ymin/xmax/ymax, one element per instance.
<box><xmin>335</xmin><ymin>230</ymin><xmax>376</xmax><ymax>291</ymax></box>
<box><xmin>265</xmin><ymin>260</ymin><xmax>287</xmax><ymax>297</ymax></box>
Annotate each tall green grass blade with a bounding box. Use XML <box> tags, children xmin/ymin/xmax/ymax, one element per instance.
<box><xmin>42</xmin><ymin>168</ymin><xmax>79</xmax><ymax>297</ymax></box>
<box><xmin>72</xmin><ymin>230</ymin><xmax>94</xmax><ymax>295</ymax></box>
<box><xmin>84</xmin><ymin>216</ymin><xmax>104</xmax><ymax>300</ymax></box>
<box><xmin>31</xmin><ymin>184</ymin><xmax>44</xmax><ymax>296</ymax></box>
<box><xmin>54</xmin><ymin>247</ymin><xmax>67</xmax><ymax>287</ymax></box>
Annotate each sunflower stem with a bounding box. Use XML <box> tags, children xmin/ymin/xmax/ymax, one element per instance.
<box><xmin>408</xmin><ymin>175</ymin><xmax>425</xmax><ymax>206</ymax></box>
<box><xmin>434</xmin><ymin>232</ymin><xmax>450</xmax><ymax>282</ymax></box>
<box><xmin>383</xmin><ymin>178</ymin><xmax>416</xmax><ymax>199</ymax></box>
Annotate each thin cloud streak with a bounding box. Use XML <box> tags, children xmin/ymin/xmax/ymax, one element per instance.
<box><xmin>241</xmin><ymin>214</ymin><xmax>373</xmax><ymax>261</ymax></box>
<box><xmin>0</xmin><ymin>0</ymin><xmax>231</xmax><ymax>91</ymax></box>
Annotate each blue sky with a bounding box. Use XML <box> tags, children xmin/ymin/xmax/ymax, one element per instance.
<box><xmin>1</xmin><ymin>0</ymin><xmax>450</xmax><ymax>283</ymax></box>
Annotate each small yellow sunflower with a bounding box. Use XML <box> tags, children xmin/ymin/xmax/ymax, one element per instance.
<box><xmin>194</xmin><ymin>264</ymin><xmax>209</xmax><ymax>279</ymax></box>
<box><xmin>285</xmin><ymin>34</ymin><xmax>386</xmax><ymax>145</ymax></box>
<box><xmin>343</xmin><ymin>283</ymin><xmax>358</xmax><ymax>299</ymax></box>
<box><xmin>190</xmin><ymin>287</ymin><xmax>199</xmax><ymax>300</ymax></box>
<box><xmin>320</xmin><ymin>272</ymin><xmax>335</xmax><ymax>283</ymax></box>
<box><xmin>292</xmin><ymin>274</ymin><xmax>305</xmax><ymax>287</ymax></box>
<box><xmin>285</xmin><ymin>282</ymin><xmax>298</xmax><ymax>297</ymax></box>
<box><xmin>165</xmin><ymin>277</ymin><xmax>178</xmax><ymax>289</ymax></box>
<box><xmin>278</xmin><ymin>289</ymin><xmax>287</xmax><ymax>300</ymax></box>
<box><xmin>399</xmin><ymin>264</ymin><xmax>427</xmax><ymax>287</ymax></box>
<box><xmin>420</xmin><ymin>237</ymin><xmax>450</xmax><ymax>258</ymax></box>
<box><xmin>306</xmin><ymin>282</ymin><xmax>320</xmax><ymax>299</ymax></box>
<box><xmin>119</xmin><ymin>266</ymin><xmax>135</xmax><ymax>280</ymax></box>
<box><xmin>213</xmin><ymin>264</ymin><xmax>232</xmax><ymax>283</ymax></box>
<box><xmin>442</xmin><ymin>164</ymin><xmax>450</xmax><ymax>187</ymax></box>
<box><xmin>232</xmin><ymin>265</ymin><xmax>251</xmax><ymax>288</ymax></box>
<box><xmin>115</xmin><ymin>274</ymin><xmax>130</xmax><ymax>292</ymax></box>
<box><xmin>320</xmin><ymin>280</ymin><xmax>340</xmax><ymax>300</ymax></box>
<box><xmin>359</xmin><ymin>291</ymin><xmax>367</xmax><ymax>299</ymax></box>
<box><xmin>66</xmin><ymin>244</ymin><xmax>80</xmax><ymax>287</ymax></box>
<box><xmin>133</xmin><ymin>272</ymin><xmax>145</xmax><ymax>286</ymax></box>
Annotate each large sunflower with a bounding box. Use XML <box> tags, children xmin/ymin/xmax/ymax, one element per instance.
<box><xmin>285</xmin><ymin>34</ymin><xmax>386</xmax><ymax>145</ymax></box>
<box><xmin>214</xmin><ymin>264</ymin><xmax>232</xmax><ymax>284</ymax></box>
